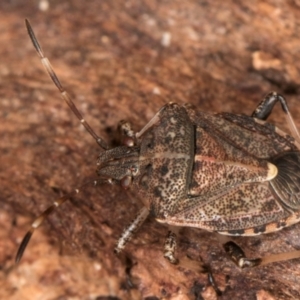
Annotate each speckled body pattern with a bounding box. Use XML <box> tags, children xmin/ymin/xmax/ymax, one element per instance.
<box><xmin>98</xmin><ymin>103</ymin><xmax>300</xmax><ymax>236</ymax></box>
<box><xmin>18</xmin><ymin>20</ymin><xmax>300</xmax><ymax>270</ymax></box>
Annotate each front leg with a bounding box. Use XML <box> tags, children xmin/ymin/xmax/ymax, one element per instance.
<box><xmin>115</xmin><ymin>207</ymin><xmax>149</xmax><ymax>254</ymax></box>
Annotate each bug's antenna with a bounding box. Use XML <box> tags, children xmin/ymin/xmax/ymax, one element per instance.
<box><xmin>25</xmin><ymin>19</ymin><xmax>109</xmax><ymax>150</ymax></box>
<box><xmin>15</xmin><ymin>179</ymin><xmax>104</xmax><ymax>264</ymax></box>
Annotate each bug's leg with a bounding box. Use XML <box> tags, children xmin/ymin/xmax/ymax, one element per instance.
<box><xmin>135</xmin><ymin>104</ymin><xmax>169</xmax><ymax>139</ymax></box>
<box><xmin>15</xmin><ymin>179</ymin><xmax>101</xmax><ymax>264</ymax></box>
<box><xmin>207</xmin><ymin>266</ymin><xmax>223</xmax><ymax>296</ymax></box>
<box><xmin>114</xmin><ymin>207</ymin><xmax>149</xmax><ymax>254</ymax></box>
<box><xmin>163</xmin><ymin>232</ymin><xmax>221</xmax><ymax>292</ymax></box>
<box><xmin>164</xmin><ymin>230</ymin><xmax>179</xmax><ymax>264</ymax></box>
<box><xmin>25</xmin><ymin>19</ymin><xmax>108</xmax><ymax>150</ymax></box>
<box><xmin>224</xmin><ymin>241</ymin><xmax>262</xmax><ymax>268</ymax></box>
<box><xmin>191</xmin><ymin>266</ymin><xmax>222</xmax><ymax>297</ymax></box>
<box><xmin>118</xmin><ymin>120</ymin><xmax>136</xmax><ymax>147</ymax></box>
<box><xmin>224</xmin><ymin>241</ymin><xmax>300</xmax><ymax>268</ymax></box>
<box><xmin>252</xmin><ymin>92</ymin><xmax>300</xmax><ymax>143</ymax></box>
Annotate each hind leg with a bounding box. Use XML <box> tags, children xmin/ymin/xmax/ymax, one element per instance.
<box><xmin>224</xmin><ymin>240</ymin><xmax>300</xmax><ymax>268</ymax></box>
<box><xmin>252</xmin><ymin>92</ymin><xmax>300</xmax><ymax>142</ymax></box>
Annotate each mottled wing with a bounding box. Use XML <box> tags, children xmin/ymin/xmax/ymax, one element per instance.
<box><xmin>186</xmin><ymin>109</ymin><xmax>299</xmax><ymax>159</ymax></box>
<box><xmin>158</xmin><ymin>181</ymin><xmax>289</xmax><ymax>233</ymax></box>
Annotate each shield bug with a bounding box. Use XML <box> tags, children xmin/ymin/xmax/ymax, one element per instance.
<box><xmin>16</xmin><ymin>20</ymin><xmax>300</xmax><ymax>271</ymax></box>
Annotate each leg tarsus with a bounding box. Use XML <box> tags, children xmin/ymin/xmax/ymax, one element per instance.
<box><xmin>224</xmin><ymin>241</ymin><xmax>262</xmax><ymax>268</ymax></box>
<box><xmin>224</xmin><ymin>240</ymin><xmax>300</xmax><ymax>267</ymax></box>
<box><xmin>163</xmin><ymin>230</ymin><xmax>179</xmax><ymax>264</ymax></box>
<box><xmin>207</xmin><ymin>266</ymin><xmax>222</xmax><ymax>296</ymax></box>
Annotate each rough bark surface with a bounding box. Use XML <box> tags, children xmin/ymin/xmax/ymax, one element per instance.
<box><xmin>1</xmin><ymin>1</ymin><xmax>300</xmax><ymax>299</ymax></box>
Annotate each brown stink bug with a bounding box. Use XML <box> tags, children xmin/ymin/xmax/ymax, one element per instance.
<box><xmin>16</xmin><ymin>20</ymin><xmax>300</xmax><ymax>271</ymax></box>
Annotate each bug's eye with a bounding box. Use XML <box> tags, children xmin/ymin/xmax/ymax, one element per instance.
<box><xmin>123</xmin><ymin>137</ymin><xmax>135</xmax><ymax>147</ymax></box>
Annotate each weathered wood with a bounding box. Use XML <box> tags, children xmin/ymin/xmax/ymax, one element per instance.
<box><xmin>1</xmin><ymin>1</ymin><xmax>300</xmax><ymax>299</ymax></box>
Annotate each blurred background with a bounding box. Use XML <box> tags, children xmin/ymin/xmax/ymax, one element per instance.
<box><xmin>1</xmin><ymin>1</ymin><xmax>300</xmax><ymax>299</ymax></box>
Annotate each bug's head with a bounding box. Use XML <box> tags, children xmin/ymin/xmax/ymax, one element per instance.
<box><xmin>96</xmin><ymin>144</ymin><xmax>141</xmax><ymax>189</ymax></box>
